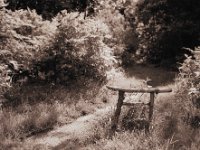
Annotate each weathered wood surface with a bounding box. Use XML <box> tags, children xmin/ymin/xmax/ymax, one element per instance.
<box><xmin>109</xmin><ymin>91</ymin><xmax>125</xmax><ymax>137</ymax></box>
<box><xmin>149</xmin><ymin>93</ymin><xmax>155</xmax><ymax>123</ymax></box>
<box><xmin>107</xmin><ymin>86</ymin><xmax>172</xmax><ymax>93</ymax></box>
<box><xmin>123</xmin><ymin>102</ymin><xmax>149</xmax><ymax>106</ymax></box>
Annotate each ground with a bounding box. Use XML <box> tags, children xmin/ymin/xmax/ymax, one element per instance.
<box><xmin>23</xmin><ymin>65</ymin><xmax>177</xmax><ymax>149</ymax></box>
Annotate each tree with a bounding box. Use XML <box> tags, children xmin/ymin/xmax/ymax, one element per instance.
<box><xmin>128</xmin><ymin>0</ymin><xmax>200</xmax><ymax>67</ymax></box>
<box><xmin>6</xmin><ymin>0</ymin><xmax>96</xmax><ymax>19</ymax></box>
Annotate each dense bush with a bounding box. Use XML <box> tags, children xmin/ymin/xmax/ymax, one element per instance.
<box><xmin>0</xmin><ymin>4</ymin><xmax>58</xmax><ymax>98</ymax></box>
<box><xmin>123</xmin><ymin>0</ymin><xmax>200</xmax><ymax>66</ymax></box>
<box><xmin>34</xmin><ymin>11</ymin><xmax>116</xmax><ymax>84</ymax></box>
<box><xmin>0</xmin><ymin>1</ymin><xmax>118</xmax><ymax>100</ymax></box>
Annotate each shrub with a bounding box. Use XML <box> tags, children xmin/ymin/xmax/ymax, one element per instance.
<box><xmin>0</xmin><ymin>5</ymin><xmax>118</xmax><ymax>87</ymax></box>
<box><xmin>0</xmin><ymin>6</ymin><xmax>58</xmax><ymax>99</ymax></box>
<box><xmin>33</xmin><ymin>11</ymin><xmax>116</xmax><ymax>84</ymax></box>
<box><xmin>176</xmin><ymin>47</ymin><xmax>200</xmax><ymax>126</ymax></box>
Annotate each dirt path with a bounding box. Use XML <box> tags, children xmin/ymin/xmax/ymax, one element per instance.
<box><xmin>25</xmin><ymin>70</ymin><xmax>143</xmax><ymax>149</ymax></box>
<box><xmin>26</xmin><ymin>106</ymin><xmax>115</xmax><ymax>149</ymax></box>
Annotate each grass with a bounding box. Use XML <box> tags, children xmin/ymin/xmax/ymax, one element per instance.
<box><xmin>85</xmin><ymin>132</ymin><xmax>175</xmax><ymax>150</ymax></box>
<box><xmin>0</xmin><ymin>79</ymin><xmax>108</xmax><ymax>149</ymax></box>
<box><xmin>1</xmin><ymin>65</ymin><xmax>199</xmax><ymax>150</ymax></box>
<box><xmin>80</xmin><ymin>82</ymin><xmax>200</xmax><ymax>150</ymax></box>
<box><xmin>0</xmin><ymin>103</ymin><xmax>58</xmax><ymax>146</ymax></box>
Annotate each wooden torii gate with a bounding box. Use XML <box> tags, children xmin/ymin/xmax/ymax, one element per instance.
<box><xmin>107</xmin><ymin>86</ymin><xmax>172</xmax><ymax>137</ymax></box>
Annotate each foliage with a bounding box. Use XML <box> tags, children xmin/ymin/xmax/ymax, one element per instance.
<box><xmin>6</xmin><ymin>0</ymin><xmax>96</xmax><ymax>19</ymax></box>
<box><xmin>124</xmin><ymin>0</ymin><xmax>200</xmax><ymax>66</ymax></box>
<box><xmin>0</xmin><ymin>6</ymin><xmax>58</xmax><ymax>98</ymax></box>
<box><xmin>96</xmin><ymin>0</ymin><xmax>134</xmax><ymax>56</ymax></box>
<box><xmin>93</xmin><ymin>0</ymin><xmax>140</xmax><ymax>66</ymax></box>
<box><xmin>93</xmin><ymin>0</ymin><xmax>139</xmax><ymax>67</ymax></box>
<box><xmin>176</xmin><ymin>47</ymin><xmax>200</xmax><ymax>127</ymax></box>
<box><xmin>0</xmin><ymin>3</ymin><xmax>118</xmax><ymax>95</ymax></box>
<box><xmin>29</xmin><ymin>11</ymin><xmax>116</xmax><ymax>85</ymax></box>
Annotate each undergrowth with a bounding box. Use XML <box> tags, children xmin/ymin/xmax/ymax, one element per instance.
<box><xmin>0</xmin><ymin>81</ymin><xmax>110</xmax><ymax>149</ymax></box>
<box><xmin>82</xmin><ymin>47</ymin><xmax>200</xmax><ymax>150</ymax></box>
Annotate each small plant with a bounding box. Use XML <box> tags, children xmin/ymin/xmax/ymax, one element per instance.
<box><xmin>177</xmin><ymin>47</ymin><xmax>200</xmax><ymax>127</ymax></box>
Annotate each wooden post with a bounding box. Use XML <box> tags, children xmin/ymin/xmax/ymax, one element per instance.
<box><xmin>109</xmin><ymin>91</ymin><xmax>125</xmax><ymax>137</ymax></box>
<box><xmin>148</xmin><ymin>92</ymin><xmax>155</xmax><ymax>132</ymax></box>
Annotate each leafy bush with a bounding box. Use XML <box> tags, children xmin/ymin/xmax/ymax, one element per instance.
<box><xmin>0</xmin><ymin>6</ymin><xmax>58</xmax><ymax>99</ymax></box>
<box><xmin>28</xmin><ymin>11</ymin><xmax>117</xmax><ymax>85</ymax></box>
<box><xmin>0</xmin><ymin>3</ymin><xmax>128</xmax><ymax>128</ymax></box>
<box><xmin>87</xmin><ymin>0</ymin><xmax>139</xmax><ymax>67</ymax></box>
<box><xmin>95</xmin><ymin>4</ymin><xmax>125</xmax><ymax>57</ymax></box>
<box><xmin>176</xmin><ymin>47</ymin><xmax>200</xmax><ymax>127</ymax></box>
<box><xmin>0</xmin><ymin>4</ymin><xmax>118</xmax><ymax>90</ymax></box>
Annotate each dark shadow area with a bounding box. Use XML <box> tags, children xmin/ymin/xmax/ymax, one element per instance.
<box><xmin>123</xmin><ymin>64</ymin><xmax>178</xmax><ymax>87</ymax></box>
<box><xmin>5</xmin><ymin>0</ymin><xmax>95</xmax><ymax>20</ymax></box>
<box><xmin>121</xmin><ymin>105</ymin><xmax>149</xmax><ymax>133</ymax></box>
<box><xmin>119</xmin><ymin>0</ymin><xmax>200</xmax><ymax>71</ymax></box>
<box><xmin>2</xmin><ymin>78</ymin><xmax>103</xmax><ymax>109</ymax></box>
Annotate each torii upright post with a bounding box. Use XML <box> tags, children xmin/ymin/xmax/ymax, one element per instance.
<box><xmin>109</xmin><ymin>91</ymin><xmax>125</xmax><ymax>137</ymax></box>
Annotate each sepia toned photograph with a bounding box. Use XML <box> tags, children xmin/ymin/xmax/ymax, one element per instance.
<box><xmin>0</xmin><ymin>0</ymin><xmax>200</xmax><ymax>149</ymax></box>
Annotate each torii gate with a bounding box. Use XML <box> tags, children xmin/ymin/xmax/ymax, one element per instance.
<box><xmin>107</xmin><ymin>86</ymin><xmax>172</xmax><ymax>137</ymax></box>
